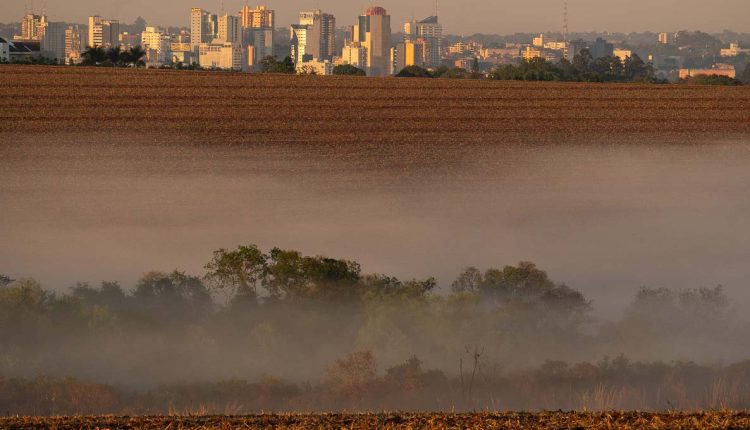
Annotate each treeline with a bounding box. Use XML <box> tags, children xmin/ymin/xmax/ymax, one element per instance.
<box><xmin>1</xmin><ymin>244</ymin><xmax>749</xmax><ymax>413</ymax></box>
<box><xmin>490</xmin><ymin>50</ymin><xmax>656</xmax><ymax>82</ymax></box>
<box><xmin>79</xmin><ymin>46</ymin><xmax>147</xmax><ymax>67</ymax></box>
<box><xmin>394</xmin><ymin>50</ymin><xmax>659</xmax><ymax>83</ymax></box>
<box><xmin>3</xmin><ymin>357</ymin><xmax>750</xmax><ymax>415</ymax></box>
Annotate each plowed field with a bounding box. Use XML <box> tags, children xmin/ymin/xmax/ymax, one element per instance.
<box><xmin>1</xmin><ymin>65</ymin><xmax>749</xmax><ymax>144</ymax></box>
<box><xmin>3</xmin><ymin>412</ymin><xmax>750</xmax><ymax>429</ymax></box>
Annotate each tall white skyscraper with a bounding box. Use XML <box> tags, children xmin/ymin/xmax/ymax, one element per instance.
<box><xmin>353</xmin><ymin>7</ymin><xmax>391</xmax><ymax>76</ymax></box>
<box><xmin>88</xmin><ymin>16</ymin><xmax>119</xmax><ymax>48</ymax></box>
<box><xmin>65</xmin><ymin>25</ymin><xmax>82</xmax><ymax>62</ymax></box>
<box><xmin>141</xmin><ymin>26</ymin><xmax>170</xmax><ymax>63</ymax></box>
<box><xmin>404</xmin><ymin>16</ymin><xmax>443</xmax><ymax>68</ymax></box>
<box><xmin>291</xmin><ymin>10</ymin><xmax>336</xmax><ymax>64</ymax></box>
<box><xmin>218</xmin><ymin>15</ymin><xmax>241</xmax><ymax>43</ymax></box>
<box><xmin>239</xmin><ymin>5</ymin><xmax>275</xmax><ymax>66</ymax></box>
<box><xmin>191</xmin><ymin>8</ymin><xmax>215</xmax><ymax>48</ymax></box>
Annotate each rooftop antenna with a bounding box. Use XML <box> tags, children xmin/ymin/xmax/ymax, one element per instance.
<box><xmin>41</xmin><ymin>0</ymin><xmax>47</xmax><ymax>17</ymax></box>
<box><xmin>563</xmin><ymin>1</ymin><xmax>569</xmax><ymax>41</ymax></box>
<box><xmin>435</xmin><ymin>0</ymin><xmax>439</xmax><ymax>18</ymax></box>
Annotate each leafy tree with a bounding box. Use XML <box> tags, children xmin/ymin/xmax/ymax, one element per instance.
<box><xmin>133</xmin><ymin>271</ymin><xmax>212</xmax><ymax>321</ymax></box>
<box><xmin>325</xmin><ymin>350</ymin><xmax>376</xmax><ymax>399</ymax></box>
<box><xmin>623</xmin><ymin>286</ymin><xmax>731</xmax><ymax>339</ymax></box>
<box><xmin>121</xmin><ymin>46</ymin><xmax>146</xmax><ymax>67</ymax></box>
<box><xmin>452</xmin><ymin>261</ymin><xmax>588</xmax><ymax>312</ymax></box>
<box><xmin>396</xmin><ymin>65</ymin><xmax>433</xmax><ymax>78</ymax></box>
<box><xmin>204</xmin><ymin>245</ymin><xmax>268</xmax><ymax>304</ymax></box>
<box><xmin>674</xmin><ymin>31</ymin><xmax>722</xmax><ymax>51</ymax></box>
<box><xmin>556</xmin><ymin>58</ymin><xmax>579</xmax><ymax>80</ymax></box>
<box><xmin>105</xmin><ymin>46</ymin><xmax>122</xmax><ymax>65</ymax></box>
<box><xmin>70</xmin><ymin>281</ymin><xmax>126</xmax><ymax>308</ymax></box>
<box><xmin>451</xmin><ymin>267</ymin><xmax>483</xmax><ymax>294</ymax></box>
<box><xmin>81</xmin><ymin>46</ymin><xmax>107</xmax><ymax>65</ymax></box>
<box><xmin>688</xmin><ymin>75</ymin><xmax>742</xmax><ymax>86</ymax></box>
<box><xmin>400</xmin><ymin>278</ymin><xmax>437</xmax><ymax>298</ymax></box>
<box><xmin>444</xmin><ymin>67</ymin><xmax>471</xmax><ymax>79</ymax></box>
<box><xmin>490</xmin><ymin>58</ymin><xmax>562</xmax><ymax>81</ymax></box>
<box><xmin>296</xmin><ymin>64</ymin><xmax>318</xmax><ymax>75</ymax></box>
<box><xmin>277</xmin><ymin>56</ymin><xmax>296</xmax><ymax>74</ymax></box>
<box><xmin>382</xmin><ymin>355</ymin><xmax>446</xmax><ymax>391</ymax></box>
<box><xmin>572</xmin><ymin>48</ymin><xmax>593</xmax><ymax>75</ymax></box>
<box><xmin>265</xmin><ymin>248</ymin><xmax>361</xmax><ymax>301</ymax></box>
<box><xmin>333</xmin><ymin>64</ymin><xmax>366</xmax><ymax>76</ymax></box>
<box><xmin>623</xmin><ymin>53</ymin><xmax>655</xmax><ymax>82</ymax></box>
<box><xmin>260</xmin><ymin>56</ymin><xmax>295</xmax><ymax>74</ymax></box>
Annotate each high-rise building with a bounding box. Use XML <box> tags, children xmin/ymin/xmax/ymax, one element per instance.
<box><xmin>207</xmin><ymin>14</ymin><xmax>219</xmax><ymax>40</ymax></box>
<box><xmin>64</xmin><ymin>25</ymin><xmax>82</xmax><ymax>62</ymax></box>
<box><xmin>16</xmin><ymin>14</ymin><xmax>46</xmax><ymax>41</ymax></box>
<box><xmin>658</xmin><ymin>32</ymin><xmax>672</xmax><ymax>45</ymax></box>
<box><xmin>590</xmin><ymin>37</ymin><xmax>614</xmax><ymax>58</ymax></box>
<box><xmin>566</xmin><ymin>39</ymin><xmax>588</xmax><ymax>61</ymax></box>
<box><xmin>191</xmin><ymin>8</ymin><xmax>215</xmax><ymax>48</ymax></box>
<box><xmin>290</xmin><ymin>25</ymin><xmax>309</xmax><ymax>64</ymax></box>
<box><xmin>88</xmin><ymin>16</ymin><xmax>120</xmax><ymax>48</ymax></box>
<box><xmin>391</xmin><ymin>40</ymin><xmax>422</xmax><ymax>74</ymax></box>
<box><xmin>403</xmin><ymin>15</ymin><xmax>442</xmax><ymax>68</ymax></box>
<box><xmin>341</xmin><ymin>41</ymin><xmax>368</xmax><ymax>69</ymax></box>
<box><xmin>218</xmin><ymin>15</ymin><xmax>241</xmax><ymax>43</ymax></box>
<box><xmin>89</xmin><ymin>16</ymin><xmax>103</xmax><ymax>48</ymax></box>
<box><xmin>238</xmin><ymin>5</ymin><xmax>274</xmax><ymax>67</ymax></box>
<box><xmin>41</xmin><ymin>22</ymin><xmax>66</xmax><ymax>61</ymax></box>
<box><xmin>533</xmin><ymin>34</ymin><xmax>545</xmax><ymax>47</ymax></box>
<box><xmin>353</xmin><ymin>6</ymin><xmax>391</xmax><ymax>76</ymax></box>
<box><xmin>141</xmin><ymin>26</ymin><xmax>171</xmax><ymax>63</ymax></box>
<box><xmin>239</xmin><ymin>5</ymin><xmax>274</xmax><ymax>29</ymax></box>
<box><xmin>291</xmin><ymin>10</ymin><xmax>336</xmax><ymax>64</ymax></box>
<box><xmin>317</xmin><ymin>12</ymin><xmax>336</xmax><ymax>61</ymax></box>
<box><xmin>247</xmin><ymin>28</ymin><xmax>274</xmax><ymax>64</ymax></box>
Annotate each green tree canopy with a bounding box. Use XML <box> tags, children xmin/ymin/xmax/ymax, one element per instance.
<box><xmin>333</xmin><ymin>64</ymin><xmax>366</xmax><ymax>76</ymax></box>
<box><xmin>396</xmin><ymin>65</ymin><xmax>433</xmax><ymax>78</ymax></box>
<box><xmin>204</xmin><ymin>245</ymin><xmax>267</xmax><ymax>304</ymax></box>
<box><xmin>260</xmin><ymin>56</ymin><xmax>295</xmax><ymax>74</ymax></box>
<box><xmin>81</xmin><ymin>46</ymin><xmax>107</xmax><ymax>65</ymax></box>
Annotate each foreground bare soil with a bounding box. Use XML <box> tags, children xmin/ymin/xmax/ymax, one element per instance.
<box><xmin>1</xmin><ymin>65</ymin><xmax>749</xmax><ymax>144</ymax></box>
<box><xmin>3</xmin><ymin>412</ymin><xmax>750</xmax><ymax>429</ymax></box>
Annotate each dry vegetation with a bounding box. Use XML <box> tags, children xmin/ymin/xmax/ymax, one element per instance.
<box><xmin>1</xmin><ymin>65</ymin><xmax>749</xmax><ymax>145</ymax></box>
<box><xmin>3</xmin><ymin>412</ymin><xmax>750</xmax><ymax>430</ymax></box>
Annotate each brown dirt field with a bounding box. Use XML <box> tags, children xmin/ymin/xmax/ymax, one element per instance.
<box><xmin>1</xmin><ymin>65</ymin><xmax>749</xmax><ymax>145</ymax></box>
<box><xmin>2</xmin><ymin>412</ymin><xmax>750</xmax><ymax>429</ymax></box>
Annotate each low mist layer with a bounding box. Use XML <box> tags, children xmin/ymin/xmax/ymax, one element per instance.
<box><xmin>1</xmin><ymin>244</ymin><xmax>750</xmax><ymax>413</ymax></box>
<box><xmin>3</xmin><ymin>138</ymin><xmax>750</xmax><ymax>317</ymax></box>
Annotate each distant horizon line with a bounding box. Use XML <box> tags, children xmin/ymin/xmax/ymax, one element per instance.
<box><xmin>1</xmin><ymin>17</ymin><xmax>748</xmax><ymax>39</ymax></box>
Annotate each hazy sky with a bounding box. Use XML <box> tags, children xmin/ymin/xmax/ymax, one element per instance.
<box><xmin>5</xmin><ymin>0</ymin><xmax>750</xmax><ymax>35</ymax></box>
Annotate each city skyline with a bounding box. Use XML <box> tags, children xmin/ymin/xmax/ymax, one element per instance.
<box><xmin>4</xmin><ymin>0</ymin><xmax>750</xmax><ymax>35</ymax></box>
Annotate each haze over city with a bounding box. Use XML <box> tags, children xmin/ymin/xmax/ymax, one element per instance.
<box><xmin>6</xmin><ymin>0</ymin><xmax>750</xmax><ymax>34</ymax></box>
